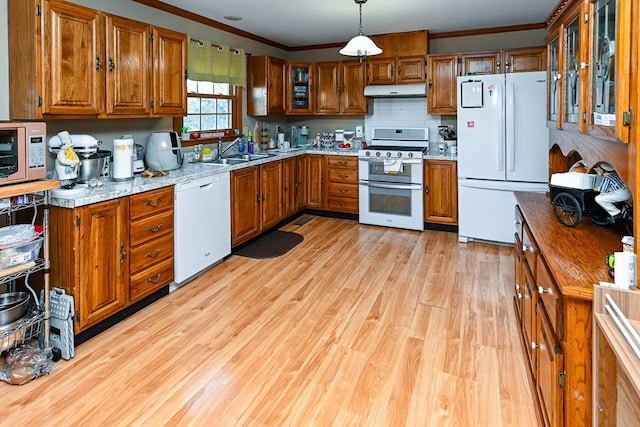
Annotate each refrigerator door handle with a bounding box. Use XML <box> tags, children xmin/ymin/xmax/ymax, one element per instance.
<box><xmin>496</xmin><ymin>85</ymin><xmax>504</xmax><ymax>172</ymax></box>
<box><xmin>507</xmin><ymin>81</ymin><xmax>516</xmax><ymax>172</ymax></box>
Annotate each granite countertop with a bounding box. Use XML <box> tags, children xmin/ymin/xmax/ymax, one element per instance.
<box><xmin>49</xmin><ymin>147</ymin><xmax>457</xmax><ymax>208</ymax></box>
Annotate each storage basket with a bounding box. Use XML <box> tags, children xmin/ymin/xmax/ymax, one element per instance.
<box><xmin>0</xmin><ymin>237</ymin><xmax>43</xmax><ymax>271</ymax></box>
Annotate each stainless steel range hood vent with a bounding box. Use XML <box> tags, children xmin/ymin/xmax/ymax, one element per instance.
<box><xmin>364</xmin><ymin>84</ymin><xmax>427</xmax><ymax>97</ymax></box>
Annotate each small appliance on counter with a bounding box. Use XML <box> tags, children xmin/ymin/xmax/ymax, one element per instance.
<box><xmin>48</xmin><ymin>133</ymin><xmax>107</xmax><ymax>184</ymax></box>
<box><xmin>133</xmin><ymin>144</ymin><xmax>145</xmax><ymax>173</ymax></box>
<box><xmin>145</xmin><ymin>131</ymin><xmax>183</xmax><ymax>171</ymax></box>
<box><xmin>299</xmin><ymin>125</ymin><xmax>309</xmax><ymax>146</ymax></box>
<box><xmin>290</xmin><ymin>126</ymin><xmax>299</xmax><ymax>148</ymax></box>
<box><xmin>112</xmin><ymin>136</ymin><xmax>134</xmax><ymax>181</ymax></box>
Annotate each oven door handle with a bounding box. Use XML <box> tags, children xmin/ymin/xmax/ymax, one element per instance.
<box><xmin>359</xmin><ymin>181</ymin><xmax>423</xmax><ymax>191</ymax></box>
<box><xmin>358</xmin><ymin>158</ymin><xmax>422</xmax><ymax>165</ymax></box>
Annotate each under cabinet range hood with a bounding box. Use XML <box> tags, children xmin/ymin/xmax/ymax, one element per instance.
<box><xmin>363</xmin><ymin>84</ymin><xmax>427</xmax><ymax>97</ymax></box>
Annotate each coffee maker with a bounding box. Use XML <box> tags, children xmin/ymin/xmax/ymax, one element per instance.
<box><xmin>299</xmin><ymin>126</ymin><xmax>309</xmax><ymax>146</ymax></box>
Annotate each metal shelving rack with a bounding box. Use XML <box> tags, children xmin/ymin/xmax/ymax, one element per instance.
<box><xmin>0</xmin><ymin>181</ymin><xmax>59</xmax><ymax>353</ymax></box>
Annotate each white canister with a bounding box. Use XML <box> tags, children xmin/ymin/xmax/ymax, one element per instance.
<box><xmin>112</xmin><ymin>137</ymin><xmax>134</xmax><ymax>181</ymax></box>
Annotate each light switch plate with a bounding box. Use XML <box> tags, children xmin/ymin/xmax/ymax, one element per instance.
<box><xmin>355</xmin><ymin>126</ymin><xmax>363</xmax><ymax>138</ymax></box>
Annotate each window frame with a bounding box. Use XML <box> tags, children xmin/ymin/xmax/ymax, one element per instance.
<box><xmin>174</xmin><ymin>85</ymin><xmax>243</xmax><ymax>147</ymax></box>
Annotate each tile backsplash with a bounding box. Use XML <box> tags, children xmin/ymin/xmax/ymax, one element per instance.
<box><xmin>364</xmin><ymin>97</ymin><xmax>447</xmax><ymax>152</ymax></box>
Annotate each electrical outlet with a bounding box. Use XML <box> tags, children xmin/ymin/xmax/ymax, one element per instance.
<box><xmin>242</xmin><ymin>126</ymin><xmax>248</xmax><ymax>135</ymax></box>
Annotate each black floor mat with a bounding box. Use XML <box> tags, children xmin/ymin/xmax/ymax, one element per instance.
<box><xmin>233</xmin><ymin>230</ymin><xmax>304</xmax><ymax>259</ymax></box>
<box><xmin>293</xmin><ymin>216</ymin><xmax>313</xmax><ymax>226</ymax></box>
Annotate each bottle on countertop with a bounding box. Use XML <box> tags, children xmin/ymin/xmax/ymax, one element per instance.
<box><xmin>239</xmin><ymin>137</ymin><xmax>245</xmax><ymax>153</ymax></box>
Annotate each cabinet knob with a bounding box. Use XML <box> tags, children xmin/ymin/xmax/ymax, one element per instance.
<box><xmin>517</xmin><ymin>293</ymin><xmax>523</xmax><ymax>300</ymax></box>
<box><xmin>108</xmin><ymin>57</ymin><xmax>115</xmax><ymax>72</ymax></box>
<box><xmin>515</xmin><ymin>283</ymin><xmax>521</xmax><ymax>291</ymax></box>
<box><xmin>425</xmin><ymin>185</ymin><xmax>429</xmax><ymax>194</ymax></box>
<box><xmin>522</xmin><ymin>244</ymin><xmax>528</xmax><ymax>252</ymax></box>
<box><xmin>531</xmin><ymin>341</ymin><xmax>538</xmax><ymax>350</ymax></box>
<box><xmin>95</xmin><ymin>56</ymin><xmax>102</xmax><ymax>71</ymax></box>
<box><xmin>538</xmin><ymin>286</ymin><xmax>553</xmax><ymax>295</ymax></box>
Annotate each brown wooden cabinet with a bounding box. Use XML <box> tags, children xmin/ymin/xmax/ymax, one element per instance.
<box><xmin>283</xmin><ymin>157</ymin><xmax>298</xmax><ymax>217</ymax></box>
<box><xmin>286</xmin><ymin>62</ymin><xmax>314</xmax><ymax>115</ymax></box>
<box><xmin>314</xmin><ymin>61</ymin><xmax>367</xmax><ymax>115</ymax></box>
<box><xmin>423</xmin><ymin>160</ymin><xmax>457</xmax><ymax>224</ymax></box>
<box><xmin>514</xmin><ymin>191</ymin><xmax>626</xmax><ymax>426</ymax></box>
<box><xmin>326</xmin><ymin>156</ymin><xmax>359</xmax><ymax>214</ymax></box>
<box><xmin>7</xmin><ymin>0</ymin><xmax>186</xmax><ymax>119</ymax></box>
<box><xmin>546</xmin><ymin>0</ymin><xmax>634</xmax><ymax>143</ymax></box>
<box><xmin>151</xmin><ymin>26</ymin><xmax>187</xmax><ymax>116</ymax></box>
<box><xmin>296</xmin><ymin>156</ymin><xmax>308</xmax><ymax>210</ymax></box>
<box><xmin>127</xmin><ymin>187</ymin><xmax>174</xmax><ymax>303</ymax></box>
<box><xmin>231</xmin><ymin>161</ymin><xmax>284</xmax><ymax>247</ymax></box>
<box><xmin>247</xmin><ymin>55</ymin><xmax>285</xmax><ymax>116</ymax></box>
<box><xmin>231</xmin><ymin>166</ymin><xmax>261</xmax><ymax>246</ymax></box>
<box><xmin>50</xmin><ymin>187</ymin><xmax>175</xmax><ymax>333</ymax></box>
<box><xmin>306</xmin><ymin>155</ymin><xmax>326</xmax><ymax>209</ymax></box>
<box><xmin>105</xmin><ymin>15</ymin><xmax>151</xmax><ymax>116</ymax></box>
<box><xmin>427</xmin><ymin>54</ymin><xmax>458</xmax><ymax>115</ymax></box>
<box><xmin>50</xmin><ymin>198</ymin><xmax>128</xmax><ymax>333</ymax></box>
<box><xmin>368</xmin><ymin>30</ymin><xmax>428</xmax><ymax>85</ymax></box>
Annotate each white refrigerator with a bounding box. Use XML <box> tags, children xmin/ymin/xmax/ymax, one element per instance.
<box><xmin>457</xmin><ymin>71</ymin><xmax>549</xmax><ymax>244</ymax></box>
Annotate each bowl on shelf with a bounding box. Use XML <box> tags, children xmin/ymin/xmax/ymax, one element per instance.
<box><xmin>0</xmin><ymin>292</ymin><xmax>30</xmax><ymax>326</ymax></box>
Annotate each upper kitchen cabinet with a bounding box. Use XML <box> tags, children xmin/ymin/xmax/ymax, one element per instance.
<box><xmin>426</xmin><ymin>54</ymin><xmax>458</xmax><ymax>115</ymax></box>
<box><xmin>7</xmin><ymin>0</ymin><xmax>187</xmax><ymax>119</ymax></box>
<box><xmin>368</xmin><ymin>30</ymin><xmax>428</xmax><ymax>85</ymax></box>
<box><xmin>247</xmin><ymin>55</ymin><xmax>286</xmax><ymax>116</ymax></box>
<box><xmin>315</xmin><ymin>61</ymin><xmax>367</xmax><ymax>115</ymax></box>
<box><xmin>547</xmin><ymin>0</ymin><xmax>634</xmax><ymax>144</ymax></box>
<box><xmin>427</xmin><ymin>47</ymin><xmax>545</xmax><ymax>115</ymax></box>
<box><xmin>286</xmin><ymin>63</ymin><xmax>314</xmax><ymax>115</ymax></box>
<box><xmin>461</xmin><ymin>48</ymin><xmax>546</xmax><ymax>75</ymax></box>
<box><xmin>151</xmin><ymin>26</ymin><xmax>187</xmax><ymax>116</ymax></box>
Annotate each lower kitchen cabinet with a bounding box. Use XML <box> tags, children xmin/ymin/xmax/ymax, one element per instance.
<box><xmin>50</xmin><ymin>198</ymin><xmax>128</xmax><ymax>332</ymax></box>
<box><xmin>326</xmin><ymin>155</ymin><xmax>359</xmax><ymax>214</ymax></box>
<box><xmin>283</xmin><ymin>157</ymin><xmax>304</xmax><ymax>217</ymax></box>
<box><xmin>423</xmin><ymin>159</ymin><xmax>457</xmax><ymax>225</ymax></box>
<box><xmin>50</xmin><ymin>187</ymin><xmax>175</xmax><ymax>333</ymax></box>
<box><xmin>514</xmin><ymin>192</ymin><xmax>622</xmax><ymax>427</ymax></box>
<box><xmin>306</xmin><ymin>154</ymin><xmax>326</xmax><ymax>210</ymax></box>
<box><xmin>127</xmin><ymin>187</ymin><xmax>174</xmax><ymax>302</ymax></box>
<box><xmin>231</xmin><ymin>161</ymin><xmax>284</xmax><ymax>247</ymax></box>
<box><xmin>296</xmin><ymin>155</ymin><xmax>307</xmax><ymax>210</ymax></box>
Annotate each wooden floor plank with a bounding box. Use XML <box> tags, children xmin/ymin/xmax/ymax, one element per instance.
<box><xmin>1</xmin><ymin>216</ymin><xmax>537</xmax><ymax>426</ymax></box>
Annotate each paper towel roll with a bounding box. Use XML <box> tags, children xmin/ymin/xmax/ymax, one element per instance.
<box><xmin>112</xmin><ymin>137</ymin><xmax>134</xmax><ymax>181</ymax></box>
<box><xmin>614</xmin><ymin>251</ymin><xmax>637</xmax><ymax>289</ymax></box>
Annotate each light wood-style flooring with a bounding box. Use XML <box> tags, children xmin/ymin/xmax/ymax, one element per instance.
<box><xmin>1</xmin><ymin>216</ymin><xmax>537</xmax><ymax>426</ymax></box>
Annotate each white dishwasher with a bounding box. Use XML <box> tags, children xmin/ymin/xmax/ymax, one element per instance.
<box><xmin>174</xmin><ymin>172</ymin><xmax>231</xmax><ymax>285</ymax></box>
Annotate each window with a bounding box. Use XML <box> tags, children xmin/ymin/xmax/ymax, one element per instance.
<box><xmin>183</xmin><ymin>80</ymin><xmax>236</xmax><ymax>133</ymax></box>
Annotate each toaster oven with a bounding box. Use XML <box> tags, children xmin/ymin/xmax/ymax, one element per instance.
<box><xmin>0</xmin><ymin>122</ymin><xmax>47</xmax><ymax>186</ymax></box>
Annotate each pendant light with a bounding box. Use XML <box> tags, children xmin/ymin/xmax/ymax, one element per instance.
<box><xmin>339</xmin><ymin>0</ymin><xmax>382</xmax><ymax>58</ymax></box>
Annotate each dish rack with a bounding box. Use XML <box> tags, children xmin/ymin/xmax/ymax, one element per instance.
<box><xmin>0</xmin><ymin>181</ymin><xmax>59</xmax><ymax>354</ymax></box>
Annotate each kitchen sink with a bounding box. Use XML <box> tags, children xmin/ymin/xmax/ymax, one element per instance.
<box><xmin>232</xmin><ymin>153</ymin><xmax>274</xmax><ymax>161</ymax></box>
<box><xmin>207</xmin><ymin>158</ymin><xmax>248</xmax><ymax>165</ymax></box>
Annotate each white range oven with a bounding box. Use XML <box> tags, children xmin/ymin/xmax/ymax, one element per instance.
<box><xmin>358</xmin><ymin>127</ymin><xmax>429</xmax><ymax>231</ymax></box>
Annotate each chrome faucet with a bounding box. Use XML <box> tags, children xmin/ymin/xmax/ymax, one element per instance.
<box><xmin>218</xmin><ymin>137</ymin><xmax>241</xmax><ymax>159</ymax></box>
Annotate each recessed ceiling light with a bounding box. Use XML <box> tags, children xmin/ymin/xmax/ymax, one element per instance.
<box><xmin>224</xmin><ymin>15</ymin><xmax>243</xmax><ymax>21</ymax></box>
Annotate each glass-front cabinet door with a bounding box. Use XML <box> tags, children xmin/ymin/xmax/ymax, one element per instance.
<box><xmin>547</xmin><ymin>35</ymin><xmax>560</xmax><ymax>126</ymax></box>
<box><xmin>564</xmin><ymin>16</ymin><xmax>581</xmax><ymax>126</ymax></box>
<box><xmin>286</xmin><ymin>63</ymin><xmax>313</xmax><ymax>115</ymax></box>
<box><xmin>591</xmin><ymin>0</ymin><xmax>617</xmax><ymax>133</ymax></box>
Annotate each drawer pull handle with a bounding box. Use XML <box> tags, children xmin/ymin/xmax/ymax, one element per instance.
<box><xmin>145</xmin><ymin>273</ymin><xmax>163</xmax><ymax>284</ymax></box>
<box><xmin>531</xmin><ymin>341</ymin><xmax>538</xmax><ymax>350</ymax></box>
<box><xmin>337</xmin><ymin>161</ymin><xmax>347</xmax><ymax>165</ymax></box>
<box><xmin>120</xmin><ymin>242</ymin><xmax>126</xmax><ymax>264</ymax></box>
<box><xmin>145</xmin><ymin>248</ymin><xmax>163</xmax><ymax>258</ymax></box>
<box><xmin>145</xmin><ymin>224</ymin><xmax>164</xmax><ymax>233</ymax></box>
<box><xmin>538</xmin><ymin>286</ymin><xmax>553</xmax><ymax>295</ymax></box>
<box><xmin>145</xmin><ymin>197</ymin><xmax>164</xmax><ymax>208</ymax></box>
<box><xmin>339</xmin><ymin>189</ymin><xmax>347</xmax><ymax>193</ymax></box>
<box><xmin>338</xmin><ymin>174</ymin><xmax>349</xmax><ymax>179</ymax></box>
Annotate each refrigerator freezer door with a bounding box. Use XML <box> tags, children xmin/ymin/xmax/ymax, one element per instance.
<box><xmin>457</xmin><ymin>74</ymin><xmax>505</xmax><ymax>181</ymax></box>
<box><xmin>458</xmin><ymin>178</ymin><xmax>548</xmax><ymax>244</ymax></box>
<box><xmin>505</xmin><ymin>71</ymin><xmax>549</xmax><ymax>183</ymax></box>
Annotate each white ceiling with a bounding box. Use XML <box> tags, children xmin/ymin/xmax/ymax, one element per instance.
<box><xmin>162</xmin><ymin>0</ymin><xmax>559</xmax><ymax>48</ymax></box>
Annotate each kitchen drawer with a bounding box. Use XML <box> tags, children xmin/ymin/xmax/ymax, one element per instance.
<box><xmin>129</xmin><ymin>257</ymin><xmax>174</xmax><ymax>302</ymax></box>
<box><xmin>327</xmin><ymin>156</ymin><xmax>358</xmax><ymax>168</ymax></box>
<box><xmin>328</xmin><ymin>182</ymin><xmax>359</xmax><ymax>198</ymax></box>
<box><xmin>522</xmin><ymin>222</ymin><xmax>538</xmax><ymax>276</ymax></box>
<box><xmin>129</xmin><ymin>187</ymin><xmax>174</xmax><ymax>220</ymax></box>
<box><xmin>130</xmin><ymin>210</ymin><xmax>174</xmax><ymax>246</ymax></box>
<box><xmin>537</xmin><ymin>256</ymin><xmax>564</xmax><ymax>340</ymax></box>
<box><xmin>327</xmin><ymin>196</ymin><xmax>359</xmax><ymax>213</ymax></box>
<box><xmin>328</xmin><ymin>168</ymin><xmax>358</xmax><ymax>183</ymax></box>
<box><xmin>129</xmin><ymin>233</ymin><xmax>174</xmax><ymax>275</ymax></box>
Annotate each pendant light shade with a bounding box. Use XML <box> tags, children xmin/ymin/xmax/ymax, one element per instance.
<box><xmin>339</xmin><ymin>0</ymin><xmax>382</xmax><ymax>58</ymax></box>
